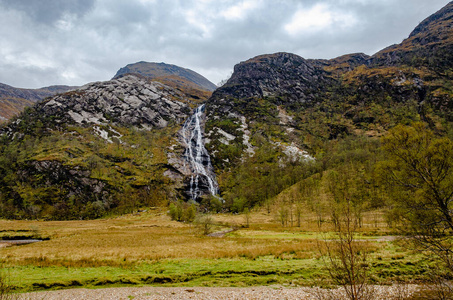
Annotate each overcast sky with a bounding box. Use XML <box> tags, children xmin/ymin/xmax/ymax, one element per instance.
<box><xmin>0</xmin><ymin>0</ymin><xmax>450</xmax><ymax>89</ymax></box>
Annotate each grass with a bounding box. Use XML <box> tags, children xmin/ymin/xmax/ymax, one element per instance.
<box><xmin>0</xmin><ymin>207</ymin><xmax>437</xmax><ymax>293</ymax></box>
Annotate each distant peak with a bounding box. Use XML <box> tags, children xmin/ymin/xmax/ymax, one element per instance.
<box><xmin>113</xmin><ymin>61</ymin><xmax>217</xmax><ymax>92</ymax></box>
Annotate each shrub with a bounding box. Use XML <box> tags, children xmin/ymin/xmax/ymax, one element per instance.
<box><xmin>168</xmin><ymin>200</ymin><xmax>197</xmax><ymax>222</ymax></box>
<box><xmin>194</xmin><ymin>214</ymin><xmax>214</xmax><ymax>235</ymax></box>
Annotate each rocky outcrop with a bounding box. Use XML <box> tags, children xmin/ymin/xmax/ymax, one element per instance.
<box><xmin>21</xmin><ymin>160</ymin><xmax>108</xmax><ymax>200</ymax></box>
<box><xmin>210</xmin><ymin>52</ymin><xmax>331</xmax><ymax>107</ymax></box>
<box><xmin>203</xmin><ymin>53</ymin><xmax>325</xmax><ymax>171</ymax></box>
<box><xmin>38</xmin><ymin>74</ymin><xmax>192</xmax><ymax>129</ymax></box>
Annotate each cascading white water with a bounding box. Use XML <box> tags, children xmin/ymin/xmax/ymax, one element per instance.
<box><xmin>181</xmin><ymin>104</ymin><xmax>219</xmax><ymax>200</ymax></box>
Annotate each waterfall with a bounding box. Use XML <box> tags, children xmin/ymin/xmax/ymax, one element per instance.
<box><xmin>181</xmin><ymin>104</ymin><xmax>219</xmax><ymax>200</ymax></box>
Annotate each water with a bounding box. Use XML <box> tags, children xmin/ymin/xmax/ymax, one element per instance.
<box><xmin>181</xmin><ymin>104</ymin><xmax>219</xmax><ymax>200</ymax></box>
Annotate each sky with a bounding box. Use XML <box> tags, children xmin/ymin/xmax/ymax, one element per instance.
<box><xmin>0</xmin><ymin>0</ymin><xmax>450</xmax><ymax>89</ymax></box>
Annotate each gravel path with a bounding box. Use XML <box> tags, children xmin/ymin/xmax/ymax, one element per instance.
<box><xmin>22</xmin><ymin>285</ymin><xmax>419</xmax><ymax>300</ymax></box>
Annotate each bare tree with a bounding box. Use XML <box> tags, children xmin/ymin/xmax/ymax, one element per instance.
<box><xmin>321</xmin><ymin>201</ymin><xmax>374</xmax><ymax>300</ymax></box>
<box><xmin>194</xmin><ymin>213</ymin><xmax>214</xmax><ymax>235</ymax></box>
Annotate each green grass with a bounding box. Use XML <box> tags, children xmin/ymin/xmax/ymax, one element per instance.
<box><xmin>6</xmin><ymin>253</ymin><xmax>433</xmax><ymax>292</ymax></box>
<box><xmin>0</xmin><ymin>209</ymin><xmax>440</xmax><ymax>293</ymax></box>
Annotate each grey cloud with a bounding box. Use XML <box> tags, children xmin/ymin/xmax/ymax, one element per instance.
<box><xmin>0</xmin><ymin>0</ymin><xmax>450</xmax><ymax>88</ymax></box>
<box><xmin>0</xmin><ymin>0</ymin><xmax>95</xmax><ymax>25</ymax></box>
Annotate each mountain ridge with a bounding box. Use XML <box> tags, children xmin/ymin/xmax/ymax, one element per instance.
<box><xmin>0</xmin><ymin>83</ymin><xmax>76</xmax><ymax>122</ymax></box>
<box><xmin>113</xmin><ymin>61</ymin><xmax>217</xmax><ymax>92</ymax></box>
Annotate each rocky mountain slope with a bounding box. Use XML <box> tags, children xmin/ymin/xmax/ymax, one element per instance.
<box><xmin>0</xmin><ymin>83</ymin><xmax>75</xmax><ymax>122</ymax></box>
<box><xmin>203</xmin><ymin>2</ymin><xmax>453</xmax><ymax>207</ymax></box>
<box><xmin>1</xmin><ymin>2</ymin><xmax>453</xmax><ymax>219</ymax></box>
<box><xmin>372</xmin><ymin>1</ymin><xmax>453</xmax><ymax>70</ymax></box>
<box><xmin>0</xmin><ymin>73</ymin><xmax>210</xmax><ymax>219</ymax></box>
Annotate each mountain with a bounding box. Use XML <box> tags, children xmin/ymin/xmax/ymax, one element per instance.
<box><xmin>34</xmin><ymin>74</ymin><xmax>192</xmax><ymax>129</ymax></box>
<box><xmin>372</xmin><ymin>1</ymin><xmax>453</xmax><ymax>70</ymax></box>
<box><xmin>0</xmin><ymin>73</ymin><xmax>208</xmax><ymax>219</ymax></box>
<box><xmin>0</xmin><ymin>83</ymin><xmax>75</xmax><ymax>122</ymax></box>
<box><xmin>1</xmin><ymin>2</ymin><xmax>453</xmax><ymax>219</ymax></box>
<box><xmin>203</xmin><ymin>2</ymin><xmax>453</xmax><ymax>207</ymax></box>
<box><xmin>113</xmin><ymin>61</ymin><xmax>217</xmax><ymax>92</ymax></box>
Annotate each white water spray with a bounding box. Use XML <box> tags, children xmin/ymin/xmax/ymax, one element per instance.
<box><xmin>181</xmin><ymin>104</ymin><xmax>219</xmax><ymax>200</ymax></box>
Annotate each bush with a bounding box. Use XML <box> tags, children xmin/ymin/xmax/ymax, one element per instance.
<box><xmin>231</xmin><ymin>197</ymin><xmax>247</xmax><ymax>213</ymax></box>
<box><xmin>194</xmin><ymin>214</ymin><xmax>214</xmax><ymax>235</ymax></box>
<box><xmin>168</xmin><ymin>200</ymin><xmax>197</xmax><ymax>222</ymax></box>
<box><xmin>200</xmin><ymin>195</ymin><xmax>223</xmax><ymax>213</ymax></box>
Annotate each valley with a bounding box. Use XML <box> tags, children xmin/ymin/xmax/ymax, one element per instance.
<box><xmin>1</xmin><ymin>2</ymin><xmax>453</xmax><ymax>299</ymax></box>
<box><xmin>0</xmin><ymin>208</ymin><xmax>428</xmax><ymax>292</ymax></box>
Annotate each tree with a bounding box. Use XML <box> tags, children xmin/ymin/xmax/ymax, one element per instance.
<box><xmin>379</xmin><ymin>123</ymin><xmax>453</xmax><ymax>273</ymax></box>
<box><xmin>320</xmin><ymin>200</ymin><xmax>374</xmax><ymax>300</ymax></box>
<box><xmin>243</xmin><ymin>207</ymin><xmax>251</xmax><ymax>228</ymax></box>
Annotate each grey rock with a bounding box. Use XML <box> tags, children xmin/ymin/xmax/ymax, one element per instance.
<box><xmin>38</xmin><ymin>74</ymin><xmax>191</xmax><ymax>130</ymax></box>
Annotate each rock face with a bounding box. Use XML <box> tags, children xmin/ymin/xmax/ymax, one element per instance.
<box><xmin>204</xmin><ymin>52</ymin><xmax>321</xmax><ymax>171</ymax></box>
<box><xmin>205</xmin><ymin>52</ymin><xmax>330</xmax><ymax>166</ymax></box>
<box><xmin>38</xmin><ymin>74</ymin><xmax>191</xmax><ymax>129</ymax></box>
<box><xmin>212</xmin><ymin>52</ymin><xmax>330</xmax><ymax>106</ymax></box>
<box><xmin>22</xmin><ymin>160</ymin><xmax>108</xmax><ymax>202</ymax></box>
<box><xmin>114</xmin><ymin>61</ymin><xmax>217</xmax><ymax>92</ymax></box>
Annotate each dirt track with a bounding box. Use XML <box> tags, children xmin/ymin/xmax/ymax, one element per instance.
<box><xmin>22</xmin><ymin>285</ymin><xmax>419</xmax><ymax>299</ymax></box>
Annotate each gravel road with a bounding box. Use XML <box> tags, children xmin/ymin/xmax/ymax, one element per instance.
<box><xmin>22</xmin><ymin>285</ymin><xmax>419</xmax><ymax>300</ymax></box>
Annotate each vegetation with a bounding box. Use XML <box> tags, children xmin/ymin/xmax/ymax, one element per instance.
<box><xmin>0</xmin><ymin>115</ymin><xmax>176</xmax><ymax>220</ymax></box>
<box><xmin>320</xmin><ymin>199</ymin><xmax>375</xmax><ymax>300</ymax></box>
<box><xmin>0</xmin><ymin>208</ymin><xmax>439</xmax><ymax>293</ymax></box>
<box><xmin>0</xmin><ymin>268</ymin><xmax>15</xmax><ymax>300</ymax></box>
<box><xmin>0</xmin><ymin>4</ymin><xmax>453</xmax><ymax>296</ymax></box>
<box><xmin>378</xmin><ymin>123</ymin><xmax>453</xmax><ymax>289</ymax></box>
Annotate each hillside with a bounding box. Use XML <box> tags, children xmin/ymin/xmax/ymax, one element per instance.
<box><xmin>0</xmin><ymin>83</ymin><xmax>75</xmax><ymax>122</ymax></box>
<box><xmin>0</xmin><ymin>74</ymin><xmax>206</xmax><ymax>219</ymax></box>
<box><xmin>203</xmin><ymin>2</ymin><xmax>453</xmax><ymax>209</ymax></box>
<box><xmin>372</xmin><ymin>1</ymin><xmax>453</xmax><ymax>71</ymax></box>
<box><xmin>113</xmin><ymin>61</ymin><xmax>217</xmax><ymax>92</ymax></box>
<box><xmin>1</xmin><ymin>2</ymin><xmax>453</xmax><ymax>219</ymax></box>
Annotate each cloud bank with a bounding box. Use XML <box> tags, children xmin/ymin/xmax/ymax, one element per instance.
<box><xmin>0</xmin><ymin>0</ymin><xmax>449</xmax><ymax>88</ymax></box>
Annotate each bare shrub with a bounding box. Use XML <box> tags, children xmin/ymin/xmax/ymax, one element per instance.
<box><xmin>194</xmin><ymin>214</ymin><xmax>214</xmax><ymax>235</ymax></box>
<box><xmin>319</xmin><ymin>202</ymin><xmax>374</xmax><ymax>300</ymax></box>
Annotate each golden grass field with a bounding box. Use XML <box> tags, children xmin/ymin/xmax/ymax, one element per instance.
<box><xmin>0</xmin><ymin>207</ymin><xmax>431</xmax><ymax>292</ymax></box>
